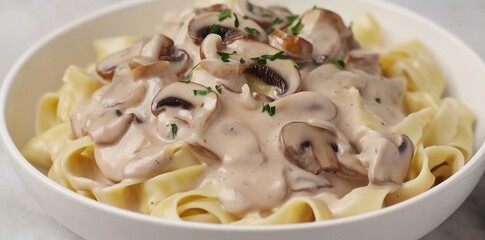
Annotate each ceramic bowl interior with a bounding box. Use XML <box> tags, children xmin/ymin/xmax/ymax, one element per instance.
<box><xmin>1</xmin><ymin>0</ymin><xmax>485</xmax><ymax>239</ymax></box>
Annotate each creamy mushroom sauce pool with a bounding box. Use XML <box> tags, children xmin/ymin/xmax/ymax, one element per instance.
<box><xmin>70</xmin><ymin>0</ymin><xmax>414</xmax><ymax>216</ymax></box>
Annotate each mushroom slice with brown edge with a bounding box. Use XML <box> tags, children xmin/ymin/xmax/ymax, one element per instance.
<box><xmin>298</xmin><ymin>8</ymin><xmax>359</xmax><ymax>63</ymax></box>
<box><xmin>367</xmin><ymin>132</ymin><xmax>414</xmax><ymax>184</ymax></box>
<box><xmin>268</xmin><ymin>30</ymin><xmax>313</xmax><ymax>60</ymax></box>
<box><xmin>130</xmin><ymin>34</ymin><xmax>192</xmax><ymax>78</ymax></box>
<box><xmin>96</xmin><ymin>38</ymin><xmax>148</xmax><ymax>80</ymax></box>
<box><xmin>151</xmin><ymin>82</ymin><xmax>219</xmax><ymax>131</ymax></box>
<box><xmin>85</xmin><ymin>109</ymin><xmax>137</xmax><ymax>145</ymax></box>
<box><xmin>280</xmin><ymin>122</ymin><xmax>340</xmax><ymax>174</ymax></box>
<box><xmin>200</xmin><ymin>34</ymin><xmax>301</xmax><ymax>99</ymax></box>
<box><xmin>272</xmin><ymin>91</ymin><xmax>337</xmax><ymax>121</ymax></box>
<box><xmin>345</xmin><ymin>50</ymin><xmax>381</xmax><ymax>75</ymax></box>
<box><xmin>129</xmin><ymin>60</ymin><xmax>179</xmax><ymax>83</ymax></box>
<box><xmin>188</xmin><ymin>11</ymin><xmax>266</xmax><ymax>45</ymax></box>
<box><xmin>123</xmin><ymin>143</ymin><xmax>178</xmax><ymax>180</ymax></box>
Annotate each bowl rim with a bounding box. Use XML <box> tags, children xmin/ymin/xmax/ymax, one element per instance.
<box><xmin>1</xmin><ymin>0</ymin><xmax>485</xmax><ymax>233</ymax></box>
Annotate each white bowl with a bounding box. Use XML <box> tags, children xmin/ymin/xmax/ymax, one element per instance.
<box><xmin>1</xmin><ymin>0</ymin><xmax>485</xmax><ymax>239</ymax></box>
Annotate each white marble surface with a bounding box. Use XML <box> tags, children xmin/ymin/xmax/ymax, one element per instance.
<box><xmin>0</xmin><ymin>0</ymin><xmax>484</xmax><ymax>239</ymax></box>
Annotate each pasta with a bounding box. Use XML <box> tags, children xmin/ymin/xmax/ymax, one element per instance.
<box><xmin>22</xmin><ymin>0</ymin><xmax>474</xmax><ymax>225</ymax></box>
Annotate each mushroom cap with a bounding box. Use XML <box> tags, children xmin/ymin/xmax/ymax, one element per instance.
<box><xmin>97</xmin><ymin>34</ymin><xmax>192</xmax><ymax>80</ymax></box>
<box><xmin>280</xmin><ymin>122</ymin><xmax>339</xmax><ymax>174</ymax></box>
<box><xmin>200</xmin><ymin>34</ymin><xmax>301</xmax><ymax>99</ymax></box>
<box><xmin>268</xmin><ymin>29</ymin><xmax>313</xmax><ymax>60</ymax></box>
<box><xmin>367</xmin><ymin>132</ymin><xmax>414</xmax><ymax>184</ymax></box>
<box><xmin>298</xmin><ymin>8</ymin><xmax>359</xmax><ymax>62</ymax></box>
<box><xmin>345</xmin><ymin>49</ymin><xmax>381</xmax><ymax>75</ymax></box>
<box><xmin>151</xmin><ymin>81</ymin><xmax>219</xmax><ymax>130</ymax></box>
<box><xmin>96</xmin><ymin>38</ymin><xmax>147</xmax><ymax>80</ymax></box>
<box><xmin>188</xmin><ymin>11</ymin><xmax>267</xmax><ymax>45</ymax></box>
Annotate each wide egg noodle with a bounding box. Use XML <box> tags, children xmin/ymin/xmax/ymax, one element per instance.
<box><xmin>233</xmin><ymin>197</ymin><xmax>333</xmax><ymax>225</ymax></box>
<box><xmin>20</xmin><ymin>8</ymin><xmax>476</xmax><ymax>225</ymax></box>
<box><xmin>151</xmin><ymin>188</ymin><xmax>237</xmax><ymax>224</ymax></box>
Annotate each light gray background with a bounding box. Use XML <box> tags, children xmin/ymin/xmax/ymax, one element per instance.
<box><xmin>0</xmin><ymin>0</ymin><xmax>484</xmax><ymax>239</ymax></box>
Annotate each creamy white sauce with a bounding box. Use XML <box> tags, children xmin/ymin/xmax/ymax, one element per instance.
<box><xmin>71</xmin><ymin>1</ymin><xmax>413</xmax><ymax>217</ymax></box>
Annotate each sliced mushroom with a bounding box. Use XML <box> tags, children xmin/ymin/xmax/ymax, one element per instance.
<box><xmin>151</xmin><ymin>82</ymin><xmax>219</xmax><ymax>128</ymax></box>
<box><xmin>129</xmin><ymin>60</ymin><xmax>179</xmax><ymax>83</ymax></box>
<box><xmin>365</xmin><ymin>132</ymin><xmax>414</xmax><ymax>184</ymax></box>
<box><xmin>272</xmin><ymin>91</ymin><xmax>337</xmax><ymax>121</ymax></box>
<box><xmin>97</xmin><ymin>34</ymin><xmax>192</xmax><ymax>80</ymax></box>
<box><xmin>280</xmin><ymin>122</ymin><xmax>339</xmax><ymax>174</ymax></box>
<box><xmin>200</xmin><ymin>34</ymin><xmax>301</xmax><ymax>99</ymax></box>
<box><xmin>85</xmin><ymin>109</ymin><xmax>136</xmax><ymax>144</ymax></box>
<box><xmin>96</xmin><ymin>38</ymin><xmax>147</xmax><ymax>80</ymax></box>
<box><xmin>195</xmin><ymin>59</ymin><xmax>247</xmax><ymax>92</ymax></box>
<box><xmin>298</xmin><ymin>8</ymin><xmax>359</xmax><ymax>63</ymax></box>
<box><xmin>345</xmin><ymin>50</ymin><xmax>381</xmax><ymax>75</ymax></box>
<box><xmin>123</xmin><ymin>143</ymin><xmax>175</xmax><ymax>180</ymax></box>
<box><xmin>268</xmin><ymin>30</ymin><xmax>313</xmax><ymax>59</ymax></box>
<box><xmin>188</xmin><ymin>11</ymin><xmax>266</xmax><ymax>45</ymax></box>
<box><xmin>131</xmin><ymin>34</ymin><xmax>192</xmax><ymax>77</ymax></box>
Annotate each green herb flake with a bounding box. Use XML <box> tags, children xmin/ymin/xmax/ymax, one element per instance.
<box><xmin>209</xmin><ymin>24</ymin><xmax>220</xmax><ymax>34</ymax></box>
<box><xmin>329</xmin><ymin>59</ymin><xmax>346</xmax><ymax>70</ymax></box>
<box><xmin>286</xmin><ymin>15</ymin><xmax>299</xmax><ymax>25</ymax></box>
<box><xmin>215</xmin><ymin>84</ymin><xmax>222</xmax><ymax>93</ymax></box>
<box><xmin>171</xmin><ymin>123</ymin><xmax>178</xmax><ymax>138</ymax></box>
<box><xmin>244</xmin><ymin>27</ymin><xmax>260</xmax><ymax>36</ymax></box>
<box><xmin>217</xmin><ymin>51</ymin><xmax>237</xmax><ymax>63</ymax></box>
<box><xmin>240</xmin><ymin>57</ymin><xmax>246</xmax><ymax>64</ymax></box>
<box><xmin>375</xmin><ymin>97</ymin><xmax>381</xmax><ymax>104</ymax></box>
<box><xmin>251</xmin><ymin>57</ymin><xmax>267</xmax><ymax>65</ymax></box>
<box><xmin>218</xmin><ymin>9</ymin><xmax>232</xmax><ymax>21</ymax></box>
<box><xmin>291</xmin><ymin>20</ymin><xmax>304</xmax><ymax>35</ymax></box>
<box><xmin>243</xmin><ymin>15</ymin><xmax>249</xmax><ymax>20</ymax></box>
<box><xmin>262</xmin><ymin>103</ymin><xmax>276</xmax><ymax>116</ymax></box>
<box><xmin>251</xmin><ymin>51</ymin><xmax>290</xmax><ymax>65</ymax></box>
<box><xmin>193</xmin><ymin>87</ymin><xmax>212</xmax><ymax>96</ymax></box>
<box><xmin>293</xmin><ymin>61</ymin><xmax>301</xmax><ymax>70</ymax></box>
<box><xmin>272</xmin><ymin>17</ymin><xmax>283</xmax><ymax>26</ymax></box>
<box><xmin>233</xmin><ymin>13</ymin><xmax>240</xmax><ymax>28</ymax></box>
<box><xmin>266</xmin><ymin>17</ymin><xmax>283</xmax><ymax>34</ymax></box>
<box><xmin>262</xmin><ymin>12</ymin><xmax>273</xmax><ymax>18</ymax></box>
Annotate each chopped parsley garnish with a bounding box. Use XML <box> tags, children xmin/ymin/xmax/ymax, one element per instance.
<box><xmin>193</xmin><ymin>87</ymin><xmax>212</xmax><ymax>96</ymax></box>
<box><xmin>244</xmin><ymin>27</ymin><xmax>260</xmax><ymax>36</ymax></box>
<box><xmin>218</xmin><ymin>9</ymin><xmax>232</xmax><ymax>21</ymax></box>
<box><xmin>251</xmin><ymin>51</ymin><xmax>290</xmax><ymax>65</ymax></box>
<box><xmin>262</xmin><ymin>103</ymin><xmax>276</xmax><ymax>116</ymax></box>
<box><xmin>240</xmin><ymin>57</ymin><xmax>246</xmax><ymax>64</ymax></box>
<box><xmin>209</xmin><ymin>24</ymin><xmax>220</xmax><ymax>34</ymax></box>
<box><xmin>375</xmin><ymin>97</ymin><xmax>381</xmax><ymax>104</ymax></box>
<box><xmin>293</xmin><ymin>61</ymin><xmax>301</xmax><ymax>70</ymax></box>
<box><xmin>262</xmin><ymin>12</ymin><xmax>273</xmax><ymax>18</ymax></box>
<box><xmin>217</xmin><ymin>51</ymin><xmax>237</xmax><ymax>62</ymax></box>
<box><xmin>291</xmin><ymin>20</ymin><xmax>304</xmax><ymax>35</ymax></box>
<box><xmin>233</xmin><ymin>13</ymin><xmax>239</xmax><ymax>28</ymax></box>
<box><xmin>171</xmin><ymin>123</ymin><xmax>178</xmax><ymax>138</ymax></box>
<box><xmin>243</xmin><ymin>15</ymin><xmax>249</xmax><ymax>20</ymax></box>
<box><xmin>329</xmin><ymin>59</ymin><xmax>346</xmax><ymax>70</ymax></box>
<box><xmin>266</xmin><ymin>17</ymin><xmax>283</xmax><ymax>34</ymax></box>
<box><xmin>215</xmin><ymin>84</ymin><xmax>222</xmax><ymax>93</ymax></box>
<box><xmin>286</xmin><ymin>15</ymin><xmax>299</xmax><ymax>25</ymax></box>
